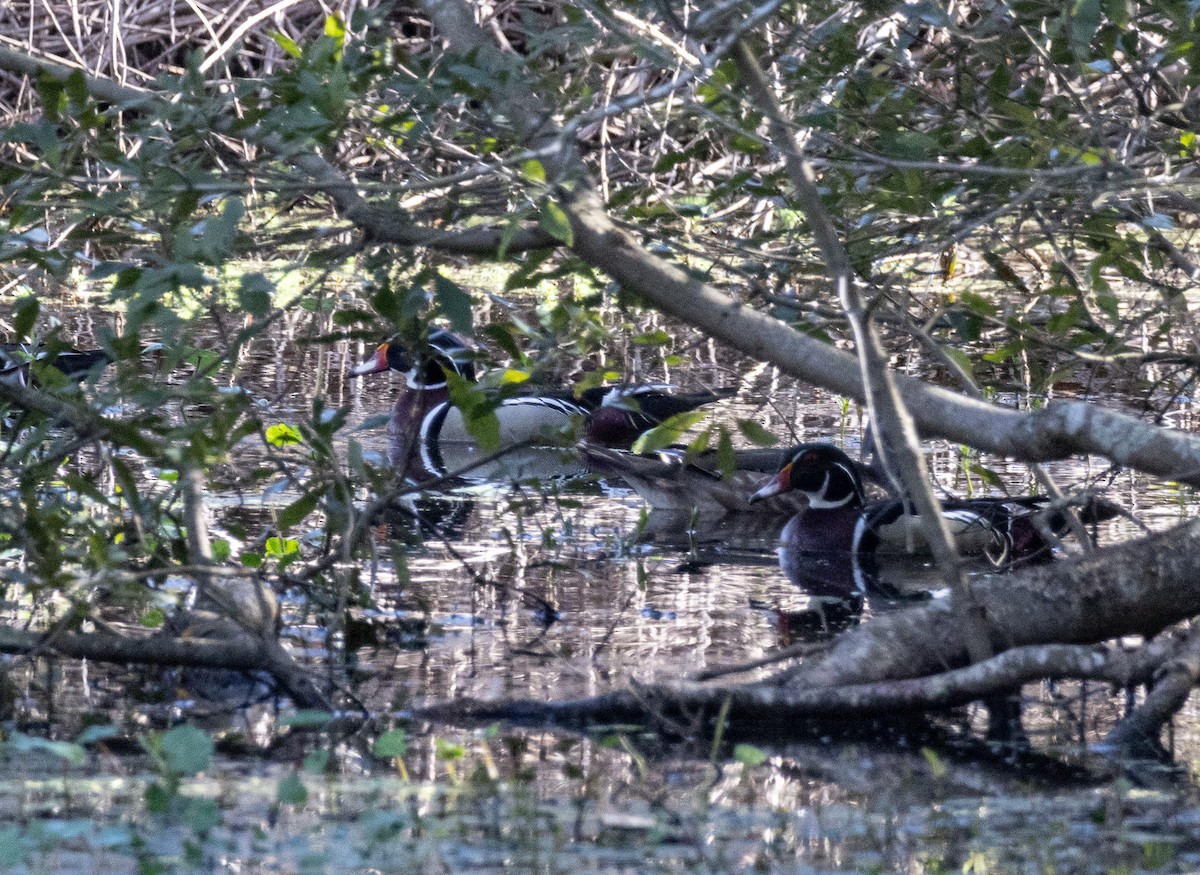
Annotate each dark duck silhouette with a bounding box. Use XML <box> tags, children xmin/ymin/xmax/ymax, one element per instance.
<box><xmin>1</xmin><ymin>341</ymin><xmax>130</xmax><ymax>429</ymax></box>
<box><xmin>583</xmin><ymin>444</ymin><xmax>807</xmax><ymax>514</ymax></box>
<box><xmin>350</xmin><ymin>330</ymin><xmax>730</xmax><ymax>479</ymax></box>
<box><xmin>0</xmin><ymin>342</ymin><xmax>115</xmax><ymax>389</ymax></box>
<box><xmin>750</xmin><ymin>443</ymin><xmax>1119</xmax><ymax>567</ymax></box>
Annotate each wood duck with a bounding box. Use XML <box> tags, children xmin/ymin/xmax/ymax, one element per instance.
<box><xmin>1</xmin><ymin>342</ymin><xmax>125</xmax><ymax>429</ymax></box>
<box><xmin>750</xmin><ymin>443</ymin><xmax>1118</xmax><ymax>566</ymax></box>
<box><xmin>582</xmin><ymin>442</ymin><xmax>892</xmax><ymax>516</ymax></box>
<box><xmin>584</xmin><ymin>444</ymin><xmax>806</xmax><ymax>515</ymax></box>
<box><xmin>584</xmin><ymin>382</ymin><xmax>736</xmax><ymax>447</ymax></box>
<box><xmin>350</xmin><ymin>330</ymin><xmax>730</xmax><ymax>478</ymax></box>
<box><xmin>0</xmin><ymin>343</ymin><xmax>115</xmax><ymax>389</ymax></box>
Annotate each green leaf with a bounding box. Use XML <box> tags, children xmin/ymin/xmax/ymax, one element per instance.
<box><xmin>265</xmin><ymin>423</ymin><xmax>303</xmax><ymax>447</ymax></box>
<box><xmin>434</xmin><ymin>274</ymin><xmax>474</xmax><ymax>334</ymax></box>
<box><xmin>185</xmin><ymin>797</ymin><xmax>222</xmax><ymax>835</ymax></box>
<box><xmin>942</xmin><ymin>346</ymin><xmax>975</xmax><ymax>380</ymax></box>
<box><xmin>161</xmin><ymin>724</ymin><xmax>213</xmax><ymax>775</ymax></box>
<box><xmin>880</xmin><ymin>130</ymin><xmax>938</xmax><ymax>159</ymax></box>
<box><xmin>265</xmin><ymin>537</ymin><xmax>299</xmax><ymax>558</ymax></box>
<box><xmin>522</xmin><ymin>160</ymin><xmax>546</xmax><ymax>183</ymax></box>
<box><xmin>304</xmin><ymin>750</ymin><xmax>331</xmax><ymax>774</ymax></box>
<box><xmin>76</xmin><ymin>724</ymin><xmax>119</xmax><ymax>746</ymax></box>
<box><xmin>238</xmin><ymin>273</ymin><xmax>273</xmax><ymax>317</ymax></box>
<box><xmin>631</xmin><ymin>329</ymin><xmax>671</xmax><ymax>347</ymax></box>
<box><xmin>982</xmin><ymin>252</ymin><xmax>1029</xmax><ymax>293</ymax></box>
<box><xmin>144</xmin><ymin>782</ymin><xmax>171</xmax><ymax>813</ymax></box>
<box><xmin>1070</xmin><ymin>0</ymin><xmax>1102</xmax><ymax>54</ymax></box>
<box><xmin>446</xmin><ymin>371</ymin><xmax>500</xmax><ymax>450</ymax></box>
<box><xmin>373</xmin><ymin>728</ymin><xmax>408</xmax><ymax>758</ymax></box>
<box><xmin>921</xmin><ymin>747</ymin><xmax>948</xmax><ymax>779</ymax></box>
<box><xmin>652</xmin><ymin>149</ymin><xmax>696</xmax><ymax>173</ymax></box>
<box><xmin>686</xmin><ymin>426</ymin><xmax>711</xmax><ymax>455</ymax></box>
<box><xmin>198</xmin><ymin>198</ymin><xmax>244</xmax><ymax>264</ymax></box>
<box><xmin>630</xmin><ymin>410</ymin><xmax>708</xmax><ymax>454</ymax></box>
<box><xmin>279</xmin><ymin>490</ymin><xmax>319</xmax><ymax>529</ymax></box>
<box><xmin>1103</xmin><ymin>0</ymin><xmax>1130</xmax><ymax>27</ymax></box>
<box><xmin>499</xmin><ymin>369</ymin><xmax>530</xmax><ymax>385</ymax></box>
<box><xmin>277</xmin><ymin>772</ymin><xmax>309</xmax><ymax>806</ymax></box>
<box><xmin>0</xmin><ymin>827</ymin><xmax>25</xmax><ymax>869</ymax></box>
<box><xmin>716</xmin><ymin>428</ymin><xmax>736</xmax><ymax>478</ymax></box>
<box><xmin>140</xmin><ymin>607</ymin><xmax>166</xmax><ymax>628</ymax></box>
<box><xmin>271</xmin><ymin>30</ymin><xmax>303</xmax><ymax>58</ymax></box>
<box><xmin>1096</xmin><ymin>292</ymin><xmax>1119</xmax><ymax>320</ymax></box>
<box><xmin>281</xmin><ymin>710</ymin><xmax>334</xmax><ymax>728</ymax></box>
<box><xmin>733</xmin><ymin>743</ymin><xmax>768</xmax><ymax>768</ymax></box>
<box><xmin>538</xmin><ymin>199</ymin><xmax>574</xmax><ymax>246</ymax></box>
<box><xmin>736</xmin><ymin>419</ymin><xmax>779</xmax><ymax>446</ymax></box>
<box><xmin>13</xmin><ymin>296</ymin><xmax>38</xmax><ymax>340</ymax></box>
<box><xmin>966</xmin><ymin>462</ymin><xmax>1005</xmax><ymax>489</ymax></box>
<box><xmin>6</xmin><ymin>732</ymin><xmax>86</xmax><ymax>766</ymax></box>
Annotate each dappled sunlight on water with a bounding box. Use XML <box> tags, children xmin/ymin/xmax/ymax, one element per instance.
<box><xmin>9</xmin><ymin>306</ymin><xmax>1200</xmax><ymax>872</ymax></box>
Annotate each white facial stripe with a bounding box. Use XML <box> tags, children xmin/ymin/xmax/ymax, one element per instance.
<box><xmin>942</xmin><ymin>508</ymin><xmax>985</xmax><ymax>528</ymax></box>
<box><xmin>851</xmin><ymin>552</ymin><xmax>870</xmax><ymax>595</ymax></box>
<box><xmin>500</xmin><ymin>397</ymin><xmax>588</xmax><ymax>416</ymax></box>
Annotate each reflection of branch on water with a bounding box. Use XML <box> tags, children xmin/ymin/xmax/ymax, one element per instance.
<box><xmin>393</xmin><ymin>436</ymin><xmax>580</xmax><ymax>496</ymax></box>
<box><xmin>416</xmin><ymin>636</ymin><xmax>1166</xmax><ymax>728</ymax></box>
<box><xmin>0</xmin><ymin>624</ymin><xmax>333</xmax><ymax>709</ymax></box>
<box><xmin>417</xmin><ymin>519</ymin><xmax>1200</xmax><ymax>758</ymax></box>
<box><xmin>396</xmin><ymin>498</ymin><xmax>562</xmax><ymax>625</ymax></box>
<box><xmin>691</xmin><ymin>640</ymin><xmax>828</xmax><ymax>682</ymax></box>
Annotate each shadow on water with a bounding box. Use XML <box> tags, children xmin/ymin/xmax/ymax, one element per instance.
<box><xmin>9</xmin><ymin>313</ymin><xmax>1200</xmax><ymax>872</ymax></box>
<box><xmin>8</xmin><ymin>314</ymin><xmax>1170</xmax><ymax>768</ymax></box>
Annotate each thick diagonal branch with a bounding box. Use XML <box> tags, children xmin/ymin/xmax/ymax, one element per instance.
<box><xmin>8</xmin><ymin>31</ymin><xmax>1200</xmax><ymax>486</ymax></box>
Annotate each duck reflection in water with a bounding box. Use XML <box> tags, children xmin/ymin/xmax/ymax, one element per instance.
<box><xmin>772</xmin><ymin>520</ymin><xmax>956</xmax><ymax>644</ymax></box>
<box><xmin>773</xmin><ymin>527</ymin><xmax>867</xmax><ymax>643</ymax></box>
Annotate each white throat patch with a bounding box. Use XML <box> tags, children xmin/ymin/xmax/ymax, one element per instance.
<box><xmin>805</xmin><ymin>469</ymin><xmax>856</xmax><ymax>509</ymax></box>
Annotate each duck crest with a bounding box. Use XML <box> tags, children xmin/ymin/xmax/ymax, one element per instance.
<box><xmin>415</xmin><ymin>328</ymin><xmax>475</xmax><ymax>388</ymax></box>
<box><xmin>754</xmin><ymin>443</ymin><xmax>866</xmax><ymax>509</ymax></box>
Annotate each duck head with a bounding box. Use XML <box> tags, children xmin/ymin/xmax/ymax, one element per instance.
<box><xmin>749</xmin><ymin>443</ymin><xmax>866</xmax><ymax>509</ymax></box>
<box><xmin>350</xmin><ymin>329</ymin><xmax>477</xmax><ymax>388</ymax></box>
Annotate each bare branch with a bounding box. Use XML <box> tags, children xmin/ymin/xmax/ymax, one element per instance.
<box><xmin>730</xmin><ymin>38</ymin><xmax>992</xmax><ymax>664</ymax></box>
<box><xmin>1102</xmin><ymin>623</ymin><xmax>1200</xmax><ymax>757</ymax></box>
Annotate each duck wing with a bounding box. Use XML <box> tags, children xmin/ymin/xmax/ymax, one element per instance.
<box><xmin>583</xmin><ymin>445</ymin><xmax>805</xmax><ymax>515</ymax></box>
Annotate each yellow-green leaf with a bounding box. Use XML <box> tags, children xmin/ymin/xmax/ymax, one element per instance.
<box><xmin>265</xmin><ymin>423</ymin><xmax>303</xmax><ymax>448</ymax></box>
<box><xmin>522</xmin><ymin>160</ymin><xmax>546</xmax><ymax>183</ymax></box>
<box><xmin>270</xmin><ymin>31</ymin><xmax>302</xmax><ymax>58</ymax></box>
<box><xmin>736</xmin><ymin>419</ymin><xmax>779</xmax><ymax>446</ymax></box>
<box><xmin>630</xmin><ymin>410</ymin><xmax>707</xmax><ymax>454</ymax></box>
<box><xmin>539</xmin><ymin>200</ymin><xmax>574</xmax><ymax>246</ymax></box>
